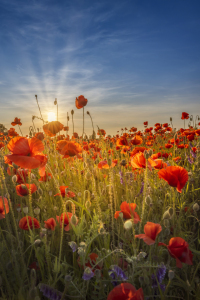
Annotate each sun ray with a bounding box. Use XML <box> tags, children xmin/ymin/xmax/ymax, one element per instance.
<box><xmin>48</xmin><ymin>112</ymin><xmax>56</xmax><ymax>122</ymax></box>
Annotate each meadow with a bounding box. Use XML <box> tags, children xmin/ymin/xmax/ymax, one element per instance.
<box><xmin>0</xmin><ymin>96</ymin><xmax>199</xmax><ymax>300</ymax></box>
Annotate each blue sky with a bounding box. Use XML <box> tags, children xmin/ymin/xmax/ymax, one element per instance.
<box><xmin>0</xmin><ymin>0</ymin><xmax>200</xmax><ymax>136</ymax></box>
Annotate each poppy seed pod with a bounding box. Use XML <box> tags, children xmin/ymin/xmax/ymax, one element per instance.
<box><xmin>193</xmin><ymin>203</ymin><xmax>199</xmax><ymax>212</ymax></box>
<box><xmin>71</xmin><ymin>215</ymin><xmax>78</xmax><ymax>225</ymax></box>
<box><xmin>163</xmin><ymin>211</ymin><xmax>170</xmax><ymax>219</ymax></box>
<box><xmin>124</xmin><ymin>220</ymin><xmax>133</xmax><ymax>230</ymax></box>
<box><xmin>34</xmin><ymin>207</ymin><xmax>40</xmax><ymax>215</ymax></box>
<box><xmin>38</xmin><ymin>188</ymin><xmax>43</xmax><ymax>195</ymax></box>
<box><xmin>23</xmin><ymin>206</ymin><xmax>29</xmax><ymax>214</ymax></box>
<box><xmin>168</xmin><ymin>270</ymin><xmax>175</xmax><ymax>280</ymax></box>
<box><xmin>12</xmin><ymin>175</ymin><xmax>17</xmax><ymax>183</ymax></box>
<box><xmin>145</xmin><ymin>195</ymin><xmax>152</xmax><ymax>205</ymax></box>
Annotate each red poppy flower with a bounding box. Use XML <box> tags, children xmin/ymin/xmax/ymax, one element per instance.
<box><xmin>116</xmin><ymin>136</ymin><xmax>129</xmax><ymax>147</ymax></box>
<box><xmin>34</xmin><ymin>132</ymin><xmax>44</xmax><ymax>141</ymax></box>
<box><xmin>75</xmin><ymin>95</ymin><xmax>88</xmax><ymax>109</ymax></box>
<box><xmin>0</xmin><ymin>197</ymin><xmax>9</xmax><ymax>219</ymax></box>
<box><xmin>97</xmin><ymin>129</ymin><xmax>106</xmax><ymax>136</ymax></box>
<box><xmin>181</xmin><ymin>112</ymin><xmax>189</xmax><ymax>120</ymax></box>
<box><xmin>153</xmin><ymin>159</ymin><xmax>167</xmax><ymax>169</ymax></box>
<box><xmin>19</xmin><ymin>216</ymin><xmax>40</xmax><ymax>230</ymax></box>
<box><xmin>8</xmin><ymin>128</ymin><xmax>19</xmax><ymax>137</ymax></box>
<box><xmin>5</xmin><ymin>136</ymin><xmax>47</xmax><ymax>170</ymax></box>
<box><xmin>114</xmin><ymin>201</ymin><xmax>140</xmax><ymax>224</ymax></box>
<box><xmin>135</xmin><ymin>222</ymin><xmax>162</xmax><ymax>245</ymax></box>
<box><xmin>57</xmin><ymin>141</ymin><xmax>82</xmax><ymax>159</ymax></box>
<box><xmin>11</xmin><ymin>117</ymin><xmax>22</xmax><ymax>126</ymax></box>
<box><xmin>78</xmin><ymin>253</ymin><xmax>102</xmax><ymax>270</ymax></box>
<box><xmin>158</xmin><ymin>237</ymin><xmax>193</xmax><ymax>268</ymax></box>
<box><xmin>63</xmin><ymin>126</ymin><xmax>69</xmax><ymax>131</ymax></box>
<box><xmin>73</xmin><ymin>132</ymin><xmax>79</xmax><ymax>139</ymax></box>
<box><xmin>16</xmin><ymin>184</ymin><xmax>37</xmax><ymax>196</ymax></box>
<box><xmin>130</xmin><ymin>135</ymin><xmax>143</xmax><ymax>146</ymax></box>
<box><xmin>54</xmin><ymin>186</ymin><xmax>76</xmax><ymax>198</ymax></box>
<box><xmin>43</xmin><ymin>121</ymin><xmax>64</xmax><ymax>137</ymax></box>
<box><xmin>144</xmin><ymin>121</ymin><xmax>148</xmax><ymax>127</ymax></box>
<box><xmin>107</xmin><ymin>283</ymin><xmax>144</xmax><ymax>300</ymax></box>
<box><xmin>158</xmin><ymin>166</ymin><xmax>188</xmax><ymax>193</ymax></box>
<box><xmin>131</xmin><ymin>152</ymin><xmax>157</xmax><ymax>171</ymax></box>
<box><xmin>44</xmin><ymin>218</ymin><xmax>57</xmax><ymax>231</ymax></box>
<box><xmin>56</xmin><ymin>212</ymin><xmax>78</xmax><ymax>231</ymax></box>
<box><xmin>39</xmin><ymin>172</ymin><xmax>52</xmax><ymax>182</ymax></box>
<box><xmin>15</xmin><ymin>169</ymin><xmax>29</xmax><ymax>184</ymax></box>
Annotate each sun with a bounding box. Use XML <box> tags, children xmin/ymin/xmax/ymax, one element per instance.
<box><xmin>48</xmin><ymin>112</ymin><xmax>56</xmax><ymax>122</ymax></box>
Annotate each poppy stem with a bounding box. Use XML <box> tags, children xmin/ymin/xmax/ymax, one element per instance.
<box><xmin>35</xmin><ymin>95</ymin><xmax>44</xmax><ymax>123</ymax></box>
<box><xmin>18</xmin><ymin>124</ymin><xmax>23</xmax><ymax>136</ymax></box>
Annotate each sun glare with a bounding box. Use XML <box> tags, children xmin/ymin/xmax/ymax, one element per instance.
<box><xmin>48</xmin><ymin>112</ymin><xmax>56</xmax><ymax>122</ymax></box>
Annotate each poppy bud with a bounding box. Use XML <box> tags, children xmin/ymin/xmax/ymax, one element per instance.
<box><xmin>71</xmin><ymin>110</ymin><xmax>74</xmax><ymax>115</ymax></box>
<box><xmin>170</xmin><ymin>117</ymin><xmax>172</xmax><ymax>122</ymax></box>
<box><xmin>85</xmin><ymin>200</ymin><xmax>91</xmax><ymax>211</ymax></box>
<box><xmin>31</xmin><ymin>173</ymin><xmax>35</xmax><ymax>180</ymax></box>
<box><xmin>49</xmin><ymin>190</ymin><xmax>53</xmax><ymax>196</ymax></box>
<box><xmin>119</xmin><ymin>212</ymin><xmax>123</xmax><ymax>219</ymax></box>
<box><xmin>87</xmin><ymin>111</ymin><xmax>90</xmax><ymax>115</ymax></box>
<box><xmin>163</xmin><ymin>219</ymin><xmax>170</xmax><ymax>228</ymax></box>
<box><xmin>34</xmin><ymin>207</ymin><xmax>40</xmax><ymax>215</ymax></box>
<box><xmin>168</xmin><ymin>270</ymin><xmax>175</xmax><ymax>280</ymax></box>
<box><xmin>107</xmin><ymin>159</ymin><xmax>112</xmax><ymax>166</ymax></box>
<box><xmin>144</xmin><ymin>150</ymin><xmax>150</xmax><ymax>159</ymax></box>
<box><xmin>163</xmin><ymin>211</ymin><xmax>170</xmax><ymax>219</ymax></box>
<box><xmin>164</xmin><ymin>228</ymin><xmax>170</xmax><ymax>236</ymax></box>
<box><xmin>168</xmin><ymin>207</ymin><xmax>173</xmax><ymax>216</ymax></box>
<box><xmin>12</xmin><ymin>175</ymin><xmax>17</xmax><ymax>183</ymax></box>
<box><xmin>77</xmin><ymin>192</ymin><xmax>82</xmax><ymax>197</ymax></box>
<box><xmin>145</xmin><ymin>195</ymin><xmax>152</xmax><ymax>205</ymax></box>
<box><xmin>21</xmin><ymin>184</ymin><xmax>27</xmax><ymax>190</ymax></box>
<box><xmin>38</xmin><ymin>188</ymin><xmax>43</xmax><ymax>195</ymax></box>
<box><xmin>34</xmin><ymin>239</ymin><xmax>42</xmax><ymax>246</ymax></box>
<box><xmin>143</xmin><ymin>275</ymin><xmax>150</xmax><ymax>284</ymax></box>
<box><xmin>79</xmin><ymin>242</ymin><xmax>87</xmax><ymax>248</ymax></box>
<box><xmin>71</xmin><ymin>215</ymin><xmax>78</xmax><ymax>225</ymax></box>
<box><xmin>124</xmin><ymin>220</ymin><xmax>133</xmax><ymax>230</ymax></box>
<box><xmin>12</xmin><ymin>162</ymin><xmax>19</xmax><ymax>169</ymax></box>
<box><xmin>23</xmin><ymin>206</ymin><xmax>29</xmax><ymax>214</ymax></box>
<box><xmin>193</xmin><ymin>203</ymin><xmax>199</xmax><ymax>212</ymax></box>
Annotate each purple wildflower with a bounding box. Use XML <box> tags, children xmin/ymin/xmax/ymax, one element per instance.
<box><xmin>151</xmin><ymin>263</ymin><xmax>166</xmax><ymax>292</ymax></box>
<box><xmin>108</xmin><ymin>265</ymin><xmax>128</xmax><ymax>286</ymax></box>
<box><xmin>165</xmin><ymin>161</ymin><xmax>171</xmax><ymax>166</ymax></box>
<box><xmin>136</xmin><ymin>182</ymin><xmax>144</xmax><ymax>197</ymax></box>
<box><xmin>186</xmin><ymin>153</ymin><xmax>193</xmax><ymax>164</ymax></box>
<box><xmin>82</xmin><ymin>267</ymin><xmax>94</xmax><ymax>280</ymax></box>
<box><xmin>68</xmin><ymin>241</ymin><xmax>78</xmax><ymax>252</ymax></box>
<box><xmin>190</xmin><ymin>149</ymin><xmax>196</xmax><ymax>159</ymax></box>
<box><xmin>39</xmin><ymin>283</ymin><xmax>63</xmax><ymax>300</ymax></box>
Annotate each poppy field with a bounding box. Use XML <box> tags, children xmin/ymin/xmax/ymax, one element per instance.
<box><xmin>0</xmin><ymin>96</ymin><xmax>200</xmax><ymax>300</ymax></box>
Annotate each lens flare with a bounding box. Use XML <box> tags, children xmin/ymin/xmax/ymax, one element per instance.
<box><xmin>48</xmin><ymin>112</ymin><xmax>56</xmax><ymax>122</ymax></box>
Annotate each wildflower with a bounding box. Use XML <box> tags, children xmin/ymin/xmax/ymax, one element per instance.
<box><xmin>136</xmin><ymin>182</ymin><xmax>144</xmax><ymax>197</ymax></box>
<box><xmin>5</xmin><ymin>136</ymin><xmax>47</xmax><ymax>171</ymax></box>
<box><xmin>108</xmin><ymin>265</ymin><xmax>128</xmax><ymax>286</ymax></box>
<box><xmin>158</xmin><ymin>237</ymin><xmax>193</xmax><ymax>268</ymax></box>
<box><xmin>135</xmin><ymin>222</ymin><xmax>162</xmax><ymax>245</ymax></box>
<box><xmin>16</xmin><ymin>183</ymin><xmax>37</xmax><ymax>197</ymax></box>
<box><xmin>44</xmin><ymin>218</ymin><xmax>57</xmax><ymax>231</ymax></box>
<box><xmin>56</xmin><ymin>212</ymin><xmax>78</xmax><ymax>231</ymax></box>
<box><xmin>39</xmin><ymin>283</ymin><xmax>63</xmax><ymax>300</ymax></box>
<box><xmin>75</xmin><ymin>95</ymin><xmax>88</xmax><ymax>109</ymax></box>
<box><xmin>19</xmin><ymin>216</ymin><xmax>40</xmax><ymax>230</ymax></box>
<box><xmin>11</xmin><ymin>118</ymin><xmax>22</xmax><ymax>126</ymax></box>
<box><xmin>151</xmin><ymin>263</ymin><xmax>166</xmax><ymax>292</ymax></box>
<box><xmin>114</xmin><ymin>201</ymin><xmax>140</xmax><ymax>224</ymax></box>
<box><xmin>0</xmin><ymin>197</ymin><xmax>9</xmax><ymax>219</ymax></box>
<box><xmin>158</xmin><ymin>166</ymin><xmax>188</xmax><ymax>193</ymax></box>
<box><xmin>43</xmin><ymin>121</ymin><xmax>64</xmax><ymax>137</ymax></box>
<box><xmin>68</xmin><ymin>241</ymin><xmax>78</xmax><ymax>252</ymax></box>
<box><xmin>82</xmin><ymin>267</ymin><xmax>94</xmax><ymax>280</ymax></box>
<box><xmin>107</xmin><ymin>283</ymin><xmax>144</xmax><ymax>300</ymax></box>
<box><xmin>119</xmin><ymin>171</ymin><xmax>124</xmax><ymax>185</ymax></box>
<box><xmin>181</xmin><ymin>112</ymin><xmax>189</xmax><ymax>120</ymax></box>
